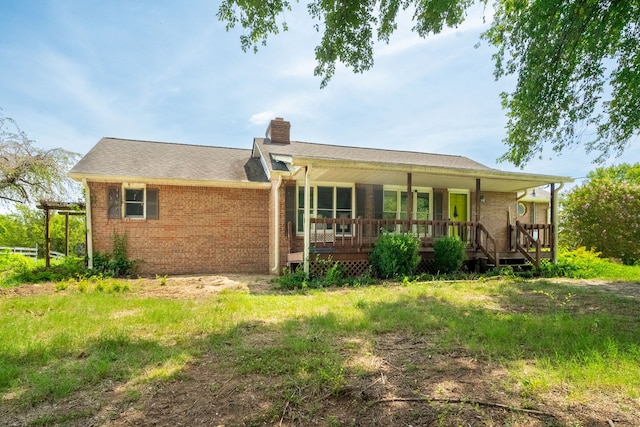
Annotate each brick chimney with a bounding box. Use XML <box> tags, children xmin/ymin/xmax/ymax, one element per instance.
<box><xmin>265</xmin><ymin>117</ymin><xmax>291</xmax><ymax>144</ymax></box>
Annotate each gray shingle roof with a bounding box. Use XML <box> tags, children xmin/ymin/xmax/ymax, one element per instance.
<box><xmin>69</xmin><ymin>138</ymin><xmax>268</xmax><ymax>183</ymax></box>
<box><xmin>256</xmin><ymin>138</ymin><xmax>494</xmax><ymax>173</ymax></box>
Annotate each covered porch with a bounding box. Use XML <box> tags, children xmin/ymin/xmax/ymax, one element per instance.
<box><xmin>278</xmin><ymin>157</ymin><xmax>569</xmax><ymax>276</ymax></box>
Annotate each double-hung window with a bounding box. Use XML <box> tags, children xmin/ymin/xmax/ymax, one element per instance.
<box><xmin>297</xmin><ymin>184</ymin><xmax>354</xmax><ymax>234</ymax></box>
<box><xmin>107</xmin><ymin>184</ymin><xmax>159</xmax><ymax>220</ymax></box>
<box><xmin>125</xmin><ymin>188</ymin><xmax>145</xmax><ymax>218</ymax></box>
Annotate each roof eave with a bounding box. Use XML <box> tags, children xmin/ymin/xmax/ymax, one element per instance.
<box><xmin>67</xmin><ymin>173</ymin><xmax>272</xmax><ymax>190</ymax></box>
<box><xmin>289</xmin><ymin>156</ymin><xmax>573</xmax><ymax>185</ymax></box>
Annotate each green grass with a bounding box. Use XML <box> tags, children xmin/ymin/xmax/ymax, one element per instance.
<box><xmin>540</xmin><ymin>246</ymin><xmax>640</xmax><ymax>281</ymax></box>
<box><xmin>1</xmin><ymin>277</ymin><xmax>639</xmax><ymax>423</ymax></box>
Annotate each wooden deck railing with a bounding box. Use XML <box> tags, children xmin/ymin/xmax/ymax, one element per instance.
<box><xmin>287</xmin><ymin>218</ymin><xmax>552</xmax><ymax>268</ymax></box>
<box><xmin>476</xmin><ymin>223</ymin><xmax>499</xmax><ymax>267</ymax></box>
<box><xmin>511</xmin><ymin>221</ymin><xmax>548</xmax><ymax>267</ymax></box>
<box><xmin>302</xmin><ymin>217</ymin><xmax>497</xmax><ymax>258</ymax></box>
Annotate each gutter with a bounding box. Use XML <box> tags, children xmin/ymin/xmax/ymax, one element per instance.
<box><xmin>82</xmin><ymin>179</ymin><xmax>93</xmax><ymax>269</ymax></box>
<box><xmin>272</xmin><ymin>175</ymin><xmax>283</xmax><ymax>273</ymax></box>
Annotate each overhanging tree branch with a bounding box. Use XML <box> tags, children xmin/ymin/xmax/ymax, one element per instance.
<box><xmin>0</xmin><ymin>109</ymin><xmax>80</xmax><ymax>205</ymax></box>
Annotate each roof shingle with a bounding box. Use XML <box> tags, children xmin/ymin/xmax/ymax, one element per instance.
<box><xmin>69</xmin><ymin>138</ymin><xmax>268</xmax><ymax>183</ymax></box>
<box><xmin>256</xmin><ymin>138</ymin><xmax>494</xmax><ymax>173</ymax></box>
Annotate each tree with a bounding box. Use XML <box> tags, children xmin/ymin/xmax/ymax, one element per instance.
<box><xmin>0</xmin><ymin>205</ymin><xmax>85</xmax><ymax>256</ymax></box>
<box><xmin>561</xmin><ymin>163</ymin><xmax>640</xmax><ymax>265</ymax></box>
<box><xmin>217</xmin><ymin>0</ymin><xmax>640</xmax><ymax>166</ymax></box>
<box><xmin>485</xmin><ymin>0</ymin><xmax>640</xmax><ymax>167</ymax></box>
<box><xmin>1</xmin><ymin>109</ymin><xmax>79</xmax><ymax>205</ymax></box>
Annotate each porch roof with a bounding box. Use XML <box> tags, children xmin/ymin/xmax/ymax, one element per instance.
<box><xmin>255</xmin><ymin>138</ymin><xmax>573</xmax><ymax>192</ymax></box>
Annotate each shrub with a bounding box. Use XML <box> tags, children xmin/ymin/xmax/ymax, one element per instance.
<box><xmin>432</xmin><ymin>236</ymin><xmax>466</xmax><ymax>274</ymax></box>
<box><xmin>369</xmin><ymin>232</ymin><xmax>420</xmax><ymax>279</ymax></box>
<box><xmin>89</xmin><ymin>232</ymin><xmax>135</xmax><ymax>277</ymax></box>
<box><xmin>277</xmin><ymin>266</ymin><xmax>309</xmax><ymax>289</ymax></box>
<box><xmin>1</xmin><ymin>254</ymin><xmax>87</xmax><ymax>286</ymax></box>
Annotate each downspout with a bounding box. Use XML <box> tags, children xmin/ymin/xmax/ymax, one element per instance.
<box><xmin>303</xmin><ymin>165</ymin><xmax>311</xmax><ymax>274</ymax></box>
<box><xmin>271</xmin><ymin>175</ymin><xmax>283</xmax><ymax>273</ymax></box>
<box><xmin>551</xmin><ymin>182</ymin><xmax>564</xmax><ymax>264</ymax></box>
<box><xmin>82</xmin><ymin>179</ymin><xmax>93</xmax><ymax>269</ymax></box>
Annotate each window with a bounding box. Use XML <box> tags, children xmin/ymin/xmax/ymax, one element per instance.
<box><xmin>125</xmin><ymin>188</ymin><xmax>144</xmax><ymax>217</ymax></box>
<box><xmin>297</xmin><ymin>184</ymin><xmax>353</xmax><ymax>234</ymax></box>
<box><xmin>517</xmin><ymin>202</ymin><xmax>527</xmax><ymax>217</ymax></box>
<box><xmin>108</xmin><ymin>184</ymin><xmax>159</xmax><ymax>220</ymax></box>
<box><xmin>383</xmin><ymin>187</ymin><xmax>431</xmax><ymax>233</ymax></box>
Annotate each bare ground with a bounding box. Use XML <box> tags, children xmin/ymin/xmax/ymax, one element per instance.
<box><xmin>2</xmin><ymin>276</ymin><xmax>639</xmax><ymax>427</ymax></box>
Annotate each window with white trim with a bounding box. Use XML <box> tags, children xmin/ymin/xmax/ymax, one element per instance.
<box><xmin>125</xmin><ymin>188</ymin><xmax>145</xmax><ymax>218</ymax></box>
<box><xmin>107</xmin><ymin>184</ymin><xmax>159</xmax><ymax>220</ymax></box>
<box><xmin>297</xmin><ymin>184</ymin><xmax>354</xmax><ymax>234</ymax></box>
<box><xmin>382</xmin><ymin>186</ymin><xmax>432</xmax><ymax>233</ymax></box>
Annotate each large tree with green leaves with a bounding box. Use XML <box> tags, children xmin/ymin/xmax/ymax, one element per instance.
<box><xmin>1</xmin><ymin>109</ymin><xmax>78</xmax><ymax>205</ymax></box>
<box><xmin>561</xmin><ymin>163</ymin><xmax>640</xmax><ymax>265</ymax></box>
<box><xmin>217</xmin><ymin>0</ymin><xmax>640</xmax><ymax>166</ymax></box>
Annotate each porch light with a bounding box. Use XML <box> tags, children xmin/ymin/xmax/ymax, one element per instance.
<box><xmin>480</xmin><ymin>194</ymin><xmax>486</xmax><ymax>203</ymax></box>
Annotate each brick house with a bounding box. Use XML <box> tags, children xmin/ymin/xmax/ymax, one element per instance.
<box><xmin>69</xmin><ymin>118</ymin><xmax>573</xmax><ymax>276</ymax></box>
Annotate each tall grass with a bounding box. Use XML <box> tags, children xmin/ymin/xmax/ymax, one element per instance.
<box><xmin>541</xmin><ymin>246</ymin><xmax>640</xmax><ymax>280</ymax></box>
<box><xmin>2</xmin><ymin>277</ymin><xmax>639</xmax><ymax>419</ymax></box>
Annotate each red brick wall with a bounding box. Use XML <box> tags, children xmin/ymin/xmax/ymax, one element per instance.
<box><xmin>88</xmin><ymin>182</ymin><xmax>270</xmax><ymax>275</ymax></box>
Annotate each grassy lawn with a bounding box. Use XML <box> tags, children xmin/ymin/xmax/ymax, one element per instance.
<box><xmin>1</xmin><ymin>274</ymin><xmax>640</xmax><ymax>426</ymax></box>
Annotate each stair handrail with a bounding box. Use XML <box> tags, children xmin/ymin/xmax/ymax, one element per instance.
<box><xmin>476</xmin><ymin>223</ymin><xmax>498</xmax><ymax>267</ymax></box>
<box><xmin>515</xmin><ymin>220</ymin><xmax>541</xmax><ymax>267</ymax></box>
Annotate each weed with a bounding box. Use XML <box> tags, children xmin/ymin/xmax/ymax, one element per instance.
<box><xmin>533</xmin><ymin>289</ymin><xmax>574</xmax><ymax>310</ymax></box>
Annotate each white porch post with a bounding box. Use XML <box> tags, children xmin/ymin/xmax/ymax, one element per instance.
<box><xmin>303</xmin><ymin>165</ymin><xmax>312</xmax><ymax>274</ymax></box>
<box><xmin>551</xmin><ymin>182</ymin><xmax>564</xmax><ymax>264</ymax></box>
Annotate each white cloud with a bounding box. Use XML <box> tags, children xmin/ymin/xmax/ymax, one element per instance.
<box><xmin>249</xmin><ymin>112</ymin><xmax>276</xmax><ymax>126</ymax></box>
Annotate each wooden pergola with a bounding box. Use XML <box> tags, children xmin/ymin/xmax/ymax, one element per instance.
<box><xmin>36</xmin><ymin>200</ymin><xmax>86</xmax><ymax>268</ymax></box>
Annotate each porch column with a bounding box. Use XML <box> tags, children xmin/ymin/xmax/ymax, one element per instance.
<box><xmin>406</xmin><ymin>173</ymin><xmax>413</xmax><ymax>227</ymax></box>
<box><xmin>303</xmin><ymin>165</ymin><xmax>311</xmax><ymax>274</ymax></box>
<box><xmin>475</xmin><ymin>178</ymin><xmax>481</xmax><ymax>222</ymax></box>
<box><xmin>475</xmin><ymin>178</ymin><xmax>481</xmax><ymax>252</ymax></box>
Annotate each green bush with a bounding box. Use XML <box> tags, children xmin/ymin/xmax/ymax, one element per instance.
<box><xmin>538</xmin><ymin>246</ymin><xmax>640</xmax><ymax>280</ymax></box>
<box><xmin>277</xmin><ymin>266</ymin><xmax>309</xmax><ymax>289</ymax></box>
<box><xmin>89</xmin><ymin>233</ymin><xmax>135</xmax><ymax>277</ymax></box>
<box><xmin>369</xmin><ymin>232</ymin><xmax>420</xmax><ymax>279</ymax></box>
<box><xmin>0</xmin><ymin>254</ymin><xmax>86</xmax><ymax>286</ymax></box>
<box><xmin>432</xmin><ymin>236</ymin><xmax>466</xmax><ymax>274</ymax></box>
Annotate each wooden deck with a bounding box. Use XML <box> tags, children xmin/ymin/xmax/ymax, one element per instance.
<box><xmin>287</xmin><ymin>218</ymin><xmax>552</xmax><ymax>275</ymax></box>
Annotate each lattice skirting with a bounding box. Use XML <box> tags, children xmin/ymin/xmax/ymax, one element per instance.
<box><xmin>309</xmin><ymin>258</ymin><xmax>370</xmax><ymax>278</ymax></box>
<box><xmin>308</xmin><ymin>254</ymin><xmax>435</xmax><ymax>278</ymax></box>
<box><xmin>305</xmin><ymin>255</ymin><xmax>475</xmax><ymax>278</ymax></box>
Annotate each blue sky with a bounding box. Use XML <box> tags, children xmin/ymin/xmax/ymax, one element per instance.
<box><xmin>2</xmin><ymin>1</ymin><xmax>638</xmax><ymax>186</ymax></box>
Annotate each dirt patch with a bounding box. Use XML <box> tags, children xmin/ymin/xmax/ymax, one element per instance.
<box><xmin>0</xmin><ymin>274</ymin><xmax>275</xmax><ymax>299</ymax></box>
<box><xmin>130</xmin><ymin>274</ymin><xmax>274</xmax><ymax>298</ymax></box>
<box><xmin>2</xmin><ymin>277</ymin><xmax>639</xmax><ymax>426</ymax></box>
<box><xmin>548</xmin><ymin>277</ymin><xmax>640</xmax><ymax>299</ymax></box>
